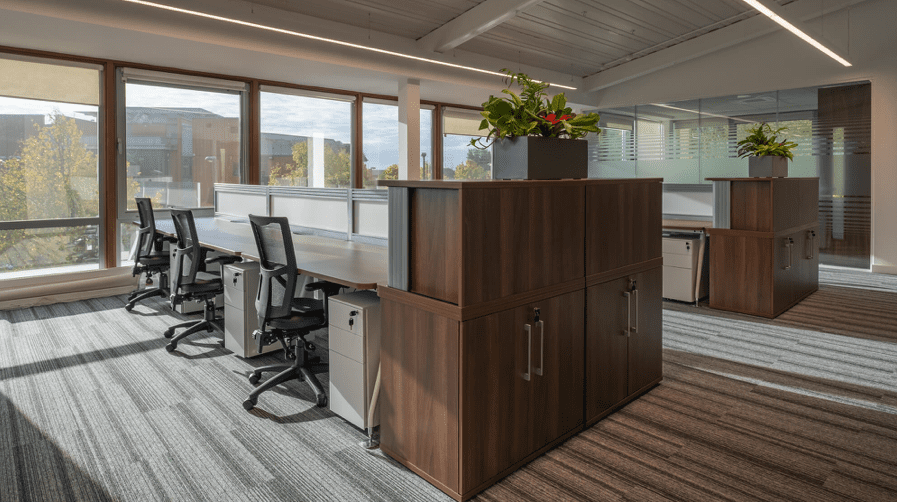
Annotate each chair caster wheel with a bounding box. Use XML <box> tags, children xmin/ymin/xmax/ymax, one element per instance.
<box><xmin>243</xmin><ymin>399</ymin><xmax>256</xmax><ymax>411</ymax></box>
<box><xmin>316</xmin><ymin>394</ymin><xmax>328</xmax><ymax>408</ymax></box>
<box><xmin>248</xmin><ymin>373</ymin><xmax>260</xmax><ymax>385</ymax></box>
<box><xmin>165</xmin><ymin>343</ymin><xmax>176</xmax><ymax>352</ymax></box>
<box><xmin>163</xmin><ymin>329</ymin><xmax>174</xmax><ymax>339</ymax></box>
<box><xmin>124</xmin><ymin>303</ymin><xmax>134</xmax><ymax>312</ymax></box>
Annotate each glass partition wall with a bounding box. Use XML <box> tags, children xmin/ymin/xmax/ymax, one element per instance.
<box><xmin>587</xmin><ymin>82</ymin><xmax>872</xmax><ymax>268</ymax></box>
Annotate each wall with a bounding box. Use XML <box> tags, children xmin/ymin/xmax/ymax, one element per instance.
<box><xmin>592</xmin><ymin>0</ymin><xmax>897</xmax><ymax>274</ymax></box>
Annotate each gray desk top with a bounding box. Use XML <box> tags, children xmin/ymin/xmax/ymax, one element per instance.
<box><xmin>154</xmin><ymin>217</ymin><xmax>387</xmax><ymax>290</ymax></box>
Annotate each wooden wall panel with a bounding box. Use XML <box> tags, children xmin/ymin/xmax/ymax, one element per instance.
<box><xmin>380</xmin><ymin>298</ymin><xmax>460</xmax><ymax>492</ymax></box>
<box><xmin>585</xmin><ymin>181</ymin><xmax>661</xmax><ymax>276</ymax></box>
<box><xmin>460</xmin><ymin>185</ymin><xmax>584</xmax><ymax>306</ymax></box>
<box><xmin>409</xmin><ymin>188</ymin><xmax>461</xmax><ymax>304</ymax></box>
<box><xmin>709</xmin><ymin>234</ymin><xmax>773</xmax><ymax>315</ymax></box>
<box><xmin>730</xmin><ymin>181</ymin><xmax>771</xmax><ymax>232</ymax></box>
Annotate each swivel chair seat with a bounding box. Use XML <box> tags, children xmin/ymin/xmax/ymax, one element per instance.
<box><xmin>164</xmin><ymin>209</ymin><xmax>240</xmax><ymax>352</ymax></box>
<box><xmin>125</xmin><ymin>198</ymin><xmax>177</xmax><ymax>311</ymax></box>
<box><xmin>242</xmin><ymin>214</ymin><xmax>342</xmax><ymax>411</ymax></box>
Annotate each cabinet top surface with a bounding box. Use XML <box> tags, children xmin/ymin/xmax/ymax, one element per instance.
<box><xmin>705</xmin><ymin>177</ymin><xmax>819</xmax><ymax>182</ymax></box>
<box><xmin>378</xmin><ymin>178</ymin><xmax>663</xmax><ymax>189</ymax></box>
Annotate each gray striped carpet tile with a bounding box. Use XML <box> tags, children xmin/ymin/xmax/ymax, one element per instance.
<box><xmin>1</xmin><ymin>266</ymin><xmax>896</xmax><ymax>501</ymax></box>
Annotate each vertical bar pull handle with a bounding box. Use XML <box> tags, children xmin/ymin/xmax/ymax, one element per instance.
<box><xmin>523</xmin><ymin>324</ymin><xmax>532</xmax><ymax>381</ymax></box>
<box><xmin>806</xmin><ymin>230</ymin><xmax>817</xmax><ymax>259</ymax></box>
<box><xmin>622</xmin><ymin>291</ymin><xmax>631</xmax><ymax>337</ymax></box>
<box><xmin>535</xmin><ymin>320</ymin><xmax>544</xmax><ymax>376</ymax></box>
<box><xmin>784</xmin><ymin>237</ymin><xmax>794</xmax><ymax>270</ymax></box>
<box><xmin>632</xmin><ymin>288</ymin><xmax>639</xmax><ymax>335</ymax></box>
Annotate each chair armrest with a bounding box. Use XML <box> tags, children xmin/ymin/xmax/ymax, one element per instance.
<box><xmin>205</xmin><ymin>255</ymin><xmax>241</xmax><ymax>266</ymax></box>
<box><xmin>155</xmin><ymin>233</ymin><xmax>177</xmax><ymax>243</ymax></box>
<box><xmin>305</xmin><ymin>280</ymin><xmax>343</xmax><ymax>297</ymax></box>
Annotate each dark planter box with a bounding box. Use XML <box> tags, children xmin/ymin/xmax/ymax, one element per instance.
<box><xmin>748</xmin><ymin>156</ymin><xmax>789</xmax><ymax>177</ymax></box>
<box><xmin>492</xmin><ymin>136</ymin><xmax>588</xmax><ymax>180</ymax></box>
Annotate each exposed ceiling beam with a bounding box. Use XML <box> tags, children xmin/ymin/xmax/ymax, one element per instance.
<box><xmin>583</xmin><ymin>0</ymin><xmax>867</xmax><ymax>93</ymax></box>
<box><xmin>417</xmin><ymin>0</ymin><xmax>546</xmax><ymax>53</ymax></box>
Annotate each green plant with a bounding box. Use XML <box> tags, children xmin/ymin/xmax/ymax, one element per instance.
<box><xmin>736</xmin><ymin>123</ymin><xmax>798</xmax><ymax>160</ymax></box>
<box><xmin>471</xmin><ymin>69</ymin><xmax>600</xmax><ymax>149</ymax></box>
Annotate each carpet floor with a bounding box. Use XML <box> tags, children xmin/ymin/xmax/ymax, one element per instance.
<box><xmin>1</xmin><ymin>266</ymin><xmax>896</xmax><ymax>501</ymax></box>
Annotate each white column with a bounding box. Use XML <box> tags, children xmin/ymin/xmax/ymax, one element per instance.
<box><xmin>309</xmin><ymin>134</ymin><xmax>325</xmax><ymax>188</ymax></box>
<box><xmin>398</xmin><ymin>78</ymin><xmax>421</xmax><ymax>181</ymax></box>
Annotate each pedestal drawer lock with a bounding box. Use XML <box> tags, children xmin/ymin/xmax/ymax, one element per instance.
<box><xmin>348</xmin><ymin>310</ymin><xmax>358</xmax><ymax>328</ymax></box>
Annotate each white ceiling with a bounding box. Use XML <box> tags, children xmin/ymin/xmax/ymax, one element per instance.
<box><xmin>0</xmin><ymin>0</ymin><xmax>868</xmax><ymax>106</ymax></box>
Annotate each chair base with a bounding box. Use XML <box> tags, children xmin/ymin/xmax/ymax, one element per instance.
<box><xmin>125</xmin><ymin>271</ymin><xmax>169</xmax><ymax>311</ymax></box>
<box><xmin>164</xmin><ymin>297</ymin><xmax>221</xmax><ymax>352</ymax></box>
<box><xmin>243</xmin><ymin>339</ymin><xmax>326</xmax><ymax>410</ymax></box>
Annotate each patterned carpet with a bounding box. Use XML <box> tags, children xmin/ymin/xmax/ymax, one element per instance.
<box><xmin>1</xmin><ymin>266</ymin><xmax>896</xmax><ymax>501</ymax></box>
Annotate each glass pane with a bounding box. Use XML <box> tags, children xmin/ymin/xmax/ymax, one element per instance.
<box><xmin>362</xmin><ymin>102</ymin><xmax>434</xmax><ymax>187</ymax></box>
<box><xmin>443</xmin><ymin>135</ymin><xmax>491</xmax><ymax>180</ymax></box>
<box><xmin>0</xmin><ymin>225</ymin><xmax>99</xmax><ymax>279</ymax></box>
<box><xmin>120</xmin><ymin>221</ymin><xmax>137</xmax><ymax>267</ymax></box>
<box><xmin>588</xmin><ymin>106</ymin><xmax>635</xmax><ymax>178</ymax></box>
<box><xmin>126</xmin><ymin>82</ymin><xmax>242</xmax><ymax>209</ymax></box>
<box><xmin>260</xmin><ymin>91</ymin><xmax>352</xmax><ymax>188</ymax></box>
<box><xmin>0</xmin><ymin>97</ymin><xmax>100</xmax><ymax>220</ymax></box>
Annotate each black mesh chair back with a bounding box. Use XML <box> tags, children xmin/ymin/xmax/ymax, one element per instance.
<box><xmin>249</xmin><ymin>215</ymin><xmax>298</xmax><ymax>323</ymax></box>
<box><xmin>170</xmin><ymin>209</ymin><xmax>202</xmax><ymax>293</ymax></box>
<box><xmin>134</xmin><ymin>197</ymin><xmax>159</xmax><ymax>262</ymax></box>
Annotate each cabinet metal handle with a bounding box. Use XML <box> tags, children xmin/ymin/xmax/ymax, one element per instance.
<box><xmin>535</xmin><ymin>320</ymin><xmax>544</xmax><ymax>376</ymax></box>
<box><xmin>806</xmin><ymin>230</ymin><xmax>817</xmax><ymax>259</ymax></box>
<box><xmin>523</xmin><ymin>323</ymin><xmax>532</xmax><ymax>381</ymax></box>
<box><xmin>622</xmin><ymin>291</ymin><xmax>631</xmax><ymax>337</ymax></box>
<box><xmin>632</xmin><ymin>288</ymin><xmax>639</xmax><ymax>335</ymax></box>
<box><xmin>784</xmin><ymin>237</ymin><xmax>794</xmax><ymax>270</ymax></box>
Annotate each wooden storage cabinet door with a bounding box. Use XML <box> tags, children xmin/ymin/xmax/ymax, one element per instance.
<box><xmin>585</xmin><ymin>182</ymin><xmax>661</xmax><ymax>275</ymax></box>
<box><xmin>529</xmin><ymin>290</ymin><xmax>584</xmax><ymax>450</ymax></box>
<box><xmin>586</xmin><ymin>276</ymin><xmax>630</xmax><ymax>422</ymax></box>
<box><xmin>460</xmin><ymin>289</ymin><xmax>584</xmax><ymax>493</ymax></box>
<box><xmin>460</xmin><ymin>307</ymin><xmax>533</xmax><ymax>492</ymax></box>
<box><xmin>628</xmin><ymin>267</ymin><xmax>663</xmax><ymax>394</ymax></box>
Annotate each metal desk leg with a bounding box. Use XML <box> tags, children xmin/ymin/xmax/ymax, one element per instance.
<box><xmin>359</xmin><ymin>363</ymin><xmax>381</xmax><ymax>449</ymax></box>
<box><xmin>694</xmin><ymin>231</ymin><xmax>706</xmax><ymax>306</ymax></box>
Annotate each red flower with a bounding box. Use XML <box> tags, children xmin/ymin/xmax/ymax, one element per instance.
<box><xmin>543</xmin><ymin>113</ymin><xmax>572</xmax><ymax>124</ymax></box>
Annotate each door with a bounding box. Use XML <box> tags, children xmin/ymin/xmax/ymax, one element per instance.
<box><xmin>528</xmin><ymin>290</ymin><xmax>585</xmax><ymax>450</ymax></box>
<box><xmin>461</xmin><ymin>306</ymin><xmax>533</xmax><ymax>491</ymax></box>
<box><xmin>586</xmin><ymin>275</ymin><xmax>631</xmax><ymax>422</ymax></box>
<box><xmin>628</xmin><ymin>267</ymin><xmax>663</xmax><ymax>394</ymax></box>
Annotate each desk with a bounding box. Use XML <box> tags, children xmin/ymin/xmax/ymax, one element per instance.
<box><xmin>154</xmin><ymin>217</ymin><xmax>387</xmax><ymax>290</ymax></box>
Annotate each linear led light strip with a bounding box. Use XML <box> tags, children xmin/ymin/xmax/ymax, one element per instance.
<box><xmin>122</xmin><ymin>0</ymin><xmax>578</xmax><ymax>90</ymax></box>
<box><xmin>741</xmin><ymin>0</ymin><xmax>851</xmax><ymax>67</ymax></box>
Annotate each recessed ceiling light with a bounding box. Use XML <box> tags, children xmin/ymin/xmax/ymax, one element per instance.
<box><xmin>737</xmin><ymin>95</ymin><xmax>751</xmax><ymax>98</ymax></box>
<box><xmin>121</xmin><ymin>0</ymin><xmax>578</xmax><ymax>90</ymax></box>
<box><xmin>740</xmin><ymin>0</ymin><xmax>851</xmax><ymax>67</ymax></box>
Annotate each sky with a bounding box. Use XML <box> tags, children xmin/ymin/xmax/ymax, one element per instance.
<box><xmin>1</xmin><ymin>83</ymin><xmax>485</xmax><ymax>170</ymax></box>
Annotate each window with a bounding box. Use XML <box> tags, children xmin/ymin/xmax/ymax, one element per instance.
<box><xmin>362</xmin><ymin>99</ymin><xmax>433</xmax><ymax>187</ymax></box>
<box><xmin>0</xmin><ymin>55</ymin><xmax>101</xmax><ymax>279</ymax></box>
<box><xmin>260</xmin><ymin>87</ymin><xmax>354</xmax><ymax>188</ymax></box>
<box><xmin>442</xmin><ymin>107</ymin><xmax>490</xmax><ymax>180</ymax></box>
<box><xmin>121</xmin><ymin>69</ymin><xmax>247</xmax><ymax>210</ymax></box>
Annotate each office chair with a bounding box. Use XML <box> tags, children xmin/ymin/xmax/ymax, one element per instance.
<box><xmin>243</xmin><ymin>214</ymin><xmax>342</xmax><ymax>411</ymax></box>
<box><xmin>125</xmin><ymin>198</ymin><xmax>177</xmax><ymax>312</ymax></box>
<box><xmin>164</xmin><ymin>209</ymin><xmax>240</xmax><ymax>352</ymax></box>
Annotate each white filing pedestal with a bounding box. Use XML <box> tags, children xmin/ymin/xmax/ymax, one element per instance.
<box><xmin>662</xmin><ymin>234</ymin><xmax>708</xmax><ymax>302</ymax></box>
<box><xmin>222</xmin><ymin>261</ymin><xmax>279</xmax><ymax>358</ymax></box>
<box><xmin>328</xmin><ymin>291</ymin><xmax>381</xmax><ymax>430</ymax></box>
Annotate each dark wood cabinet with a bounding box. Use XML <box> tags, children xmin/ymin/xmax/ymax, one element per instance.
<box><xmin>708</xmin><ymin>177</ymin><xmax>819</xmax><ymax>318</ymax></box>
<box><xmin>379</xmin><ymin>178</ymin><xmax>662</xmax><ymax>501</ymax></box>
<box><xmin>461</xmin><ymin>290</ymin><xmax>584</xmax><ymax>491</ymax></box>
<box><xmin>585</xmin><ymin>266</ymin><xmax>662</xmax><ymax>423</ymax></box>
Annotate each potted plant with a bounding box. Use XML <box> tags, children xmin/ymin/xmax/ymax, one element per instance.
<box><xmin>736</xmin><ymin>122</ymin><xmax>798</xmax><ymax>178</ymax></box>
<box><xmin>471</xmin><ymin>69</ymin><xmax>600</xmax><ymax>180</ymax></box>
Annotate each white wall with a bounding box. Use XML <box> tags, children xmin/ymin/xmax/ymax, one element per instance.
<box><xmin>592</xmin><ymin>0</ymin><xmax>897</xmax><ymax>274</ymax></box>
